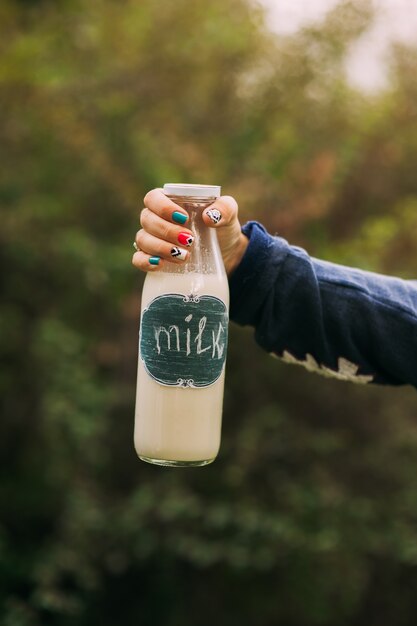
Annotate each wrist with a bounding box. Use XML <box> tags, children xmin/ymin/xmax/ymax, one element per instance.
<box><xmin>225</xmin><ymin>232</ymin><xmax>249</xmax><ymax>276</ymax></box>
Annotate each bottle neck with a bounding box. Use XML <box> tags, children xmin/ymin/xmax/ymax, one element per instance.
<box><xmin>166</xmin><ymin>195</ymin><xmax>225</xmax><ymax>276</ymax></box>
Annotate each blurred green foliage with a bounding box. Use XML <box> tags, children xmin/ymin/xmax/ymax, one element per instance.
<box><xmin>1</xmin><ymin>0</ymin><xmax>417</xmax><ymax>624</ymax></box>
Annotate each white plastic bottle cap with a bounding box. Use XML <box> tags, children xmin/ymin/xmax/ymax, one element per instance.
<box><xmin>163</xmin><ymin>183</ymin><xmax>221</xmax><ymax>198</ymax></box>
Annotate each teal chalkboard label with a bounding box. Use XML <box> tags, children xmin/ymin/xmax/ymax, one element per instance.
<box><xmin>140</xmin><ymin>293</ymin><xmax>228</xmax><ymax>388</ymax></box>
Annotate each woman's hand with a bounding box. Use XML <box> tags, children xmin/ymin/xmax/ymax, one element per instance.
<box><xmin>132</xmin><ymin>188</ymin><xmax>248</xmax><ymax>276</ymax></box>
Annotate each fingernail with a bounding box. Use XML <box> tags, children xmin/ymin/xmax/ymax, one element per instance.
<box><xmin>149</xmin><ymin>256</ymin><xmax>160</xmax><ymax>265</ymax></box>
<box><xmin>171</xmin><ymin>247</ymin><xmax>188</xmax><ymax>261</ymax></box>
<box><xmin>178</xmin><ymin>232</ymin><xmax>194</xmax><ymax>247</ymax></box>
<box><xmin>205</xmin><ymin>208</ymin><xmax>222</xmax><ymax>224</ymax></box>
<box><xmin>172</xmin><ymin>211</ymin><xmax>188</xmax><ymax>225</ymax></box>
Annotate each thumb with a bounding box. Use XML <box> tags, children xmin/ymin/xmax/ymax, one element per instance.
<box><xmin>202</xmin><ymin>195</ymin><xmax>239</xmax><ymax>228</ymax></box>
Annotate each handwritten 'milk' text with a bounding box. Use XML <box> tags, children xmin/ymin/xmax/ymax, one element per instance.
<box><xmin>154</xmin><ymin>314</ymin><xmax>226</xmax><ymax>359</ymax></box>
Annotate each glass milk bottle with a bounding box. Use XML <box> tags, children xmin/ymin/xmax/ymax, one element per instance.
<box><xmin>134</xmin><ymin>183</ymin><xmax>229</xmax><ymax>467</ymax></box>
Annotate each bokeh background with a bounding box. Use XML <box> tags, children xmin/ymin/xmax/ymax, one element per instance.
<box><xmin>1</xmin><ymin>0</ymin><xmax>417</xmax><ymax>624</ymax></box>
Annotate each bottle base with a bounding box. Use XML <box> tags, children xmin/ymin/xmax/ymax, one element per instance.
<box><xmin>139</xmin><ymin>455</ymin><xmax>215</xmax><ymax>468</ymax></box>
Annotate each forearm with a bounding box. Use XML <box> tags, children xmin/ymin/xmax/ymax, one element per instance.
<box><xmin>229</xmin><ymin>222</ymin><xmax>417</xmax><ymax>387</ymax></box>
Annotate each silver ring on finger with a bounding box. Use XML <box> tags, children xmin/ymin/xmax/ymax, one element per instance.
<box><xmin>133</xmin><ymin>241</ymin><xmax>140</xmax><ymax>252</ymax></box>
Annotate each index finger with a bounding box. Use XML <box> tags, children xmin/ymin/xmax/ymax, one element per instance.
<box><xmin>143</xmin><ymin>188</ymin><xmax>189</xmax><ymax>225</ymax></box>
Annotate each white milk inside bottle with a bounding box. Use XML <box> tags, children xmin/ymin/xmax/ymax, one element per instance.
<box><xmin>134</xmin><ymin>184</ymin><xmax>229</xmax><ymax>466</ymax></box>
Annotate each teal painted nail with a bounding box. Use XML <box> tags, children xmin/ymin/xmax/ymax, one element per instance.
<box><xmin>172</xmin><ymin>211</ymin><xmax>188</xmax><ymax>225</ymax></box>
<box><xmin>149</xmin><ymin>256</ymin><xmax>160</xmax><ymax>265</ymax></box>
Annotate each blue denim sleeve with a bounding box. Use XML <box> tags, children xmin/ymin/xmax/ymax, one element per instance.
<box><xmin>229</xmin><ymin>221</ymin><xmax>417</xmax><ymax>387</ymax></box>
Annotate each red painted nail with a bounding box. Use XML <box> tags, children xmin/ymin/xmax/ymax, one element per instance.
<box><xmin>178</xmin><ymin>232</ymin><xmax>194</xmax><ymax>247</ymax></box>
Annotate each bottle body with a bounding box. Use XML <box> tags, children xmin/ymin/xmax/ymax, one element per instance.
<box><xmin>134</xmin><ymin>187</ymin><xmax>229</xmax><ymax>466</ymax></box>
